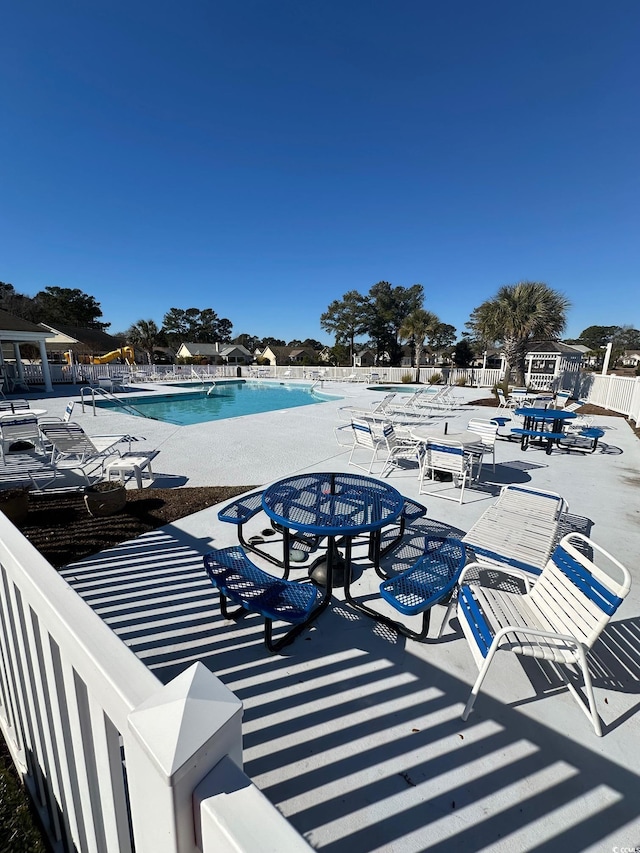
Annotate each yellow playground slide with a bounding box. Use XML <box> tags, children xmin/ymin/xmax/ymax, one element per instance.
<box><xmin>89</xmin><ymin>346</ymin><xmax>135</xmax><ymax>364</ymax></box>
<box><xmin>64</xmin><ymin>347</ymin><xmax>135</xmax><ymax>364</ymax></box>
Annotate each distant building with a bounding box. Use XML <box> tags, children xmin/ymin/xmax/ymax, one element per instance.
<box><xmin>39</xmin><ymin>323</ymin><xmax>125</xmax><ymax>362</ymax></box>
<box><xmin>176</xmin><ymin>342</ymin><xmax>253</xmax><ymax>364</ymax></box>
<box><xmin>620</xmin><ymin>350</ymin><xmax>640</xmax><ymax>367</ymax></box>
<box><xmin>353</xmin><ymin>348</ymin><xmax>377</xmax><ymax>368</ymax></box>
<box><xmin>259</xmin><ymin>345</ymin><xmax>320</xmax><ymax>366</ymax></box>
<box><xmin>524</xmin><ymin>341</ymin><xmax>584</xmax><ymax>377</ymax></box>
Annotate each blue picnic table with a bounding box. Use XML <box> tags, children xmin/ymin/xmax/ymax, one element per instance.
<box><xmin>512</xmin><ymin>407</ymin><xmax>576</xmax><ymax>455</ymax></box>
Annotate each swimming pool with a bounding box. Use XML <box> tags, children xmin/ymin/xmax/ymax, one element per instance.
<box><xmin>95</xmin><ymin>381</ymin><xmax>341</xmax><ymax>425</ymax></box>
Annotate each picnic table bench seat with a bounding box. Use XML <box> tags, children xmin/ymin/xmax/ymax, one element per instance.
<box><xmin>203</xmin><ymin>546</ymin><xmax>324</xmax><ymax>653</ymax></box>
<box><xmin>345</xmin><ymin>536</ymin><xmax>466</xmax><ymax>641</ymax></box>
<box><xmin>558</xmin><ymin>427</ymin><xmax>605</xmax><ymax>454</ymax></box>
<box><xmin>217</xmin><ymin>490</ymin><xmax>323</xmax><ymax>570</ymax></box>
<box><xmin>511</xmin><ymin>426</ymin><xmax>566</xmax><ymax>455</ymax></box>
<box><xmin>510</xmin><ymin>428</ymin><xmax>565</xmax><ymax>441</ymax></box>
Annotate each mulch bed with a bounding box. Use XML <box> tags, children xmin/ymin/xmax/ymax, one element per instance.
<box><xmin>13</xmin><ymin>486</ymin><xmax>253</xmax><ymax>569</ymax></box>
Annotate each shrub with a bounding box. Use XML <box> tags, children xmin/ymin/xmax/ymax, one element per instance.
<box><xmin>429</xmin><ymin>372</ymin><xmax>442</xmax><ymax>385</ymax></box>
<box><xmin>455</xmin><ymin>376</ymin><xmax>467</xmax><ymax>387</ymax></box>
<box><xmin>401</xmin><ymin>372</ymin><xmax>413</xmax><ymax>384</ymax></box>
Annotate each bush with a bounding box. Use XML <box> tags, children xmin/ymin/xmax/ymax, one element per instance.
<box><xmin>455</xmin><ymin>376</ymin><xmax>467</xmax><ymax>387</ymax></box>
<box><xmin>429</xmin><ymin>372</ymin><xmax>442</xmax><ymax>385</ymax></box>
<box><xmin>401</xmin><ymin>372</ymin><xmax>413</xmax><ymax>384</ymax></box>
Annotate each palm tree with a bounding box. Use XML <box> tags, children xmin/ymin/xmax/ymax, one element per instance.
<box><xmin>399</xmin><ymin>309</ymin><xmax>441</xmax><ymax>381</ymax></box>
<box><xmin>469</xmin><ymin>282</ymin><xmax>570</xmax><ymax>386</ymax></box>
<box><xmin>126</xmin><ymin>319</ymin><xmax>162</xmax><ymax>365</ymax></box>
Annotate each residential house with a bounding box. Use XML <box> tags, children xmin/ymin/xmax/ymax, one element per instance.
<box><xmin>259</xmin><ymin>345</ymin><xmax>320</xmax><ymax>366</ymax></box>
<box><xmin>620</xmin><ymin>350</ymin><xmax>640</xmax><ymax>367</ymax></box>
<box><xmin>353</xmin><ymin>348</ymin><xmax>377</xmax><ymax>368</ymax></box>
<box><xmin>176</xmin><ymin>342</ymin><xmax>253</xmax><ymax>365</ymax></box>
<box><xmin>470</xmin><ymin>348</ymin><xmax>502</xmax><ymax>369</ymax></box>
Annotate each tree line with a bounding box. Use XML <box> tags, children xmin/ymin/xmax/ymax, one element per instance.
<box><xmin>3</xmin><ymin>277</ymin><xmax>638</xmax><ymax>383</ymax></box>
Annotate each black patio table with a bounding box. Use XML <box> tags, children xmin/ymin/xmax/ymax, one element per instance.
<box><xmin>262</xmin><ymin>472</ymin><xmax>405</xmax><ymax>593</ymax></box>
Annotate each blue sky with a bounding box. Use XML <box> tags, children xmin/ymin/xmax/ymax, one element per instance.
<box><xmin>2</xmin><ymin>1</ymin><xmax>638</xmax><ymax>344</ymax></box>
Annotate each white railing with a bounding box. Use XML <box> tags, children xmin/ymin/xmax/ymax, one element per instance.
<box><xmin>269</xmin><ymin>366</ymin><xmax>504</xmax><ymax>387</ymax></box>
<box><xmin>0</xmin><ymin>516</ymin><xmax>310</xmax><ymax>853</ymax></box>
<box><xmin>582</xmin><ymin>374</ymin><xmax>640</xmax><ymax>423</ymax></box>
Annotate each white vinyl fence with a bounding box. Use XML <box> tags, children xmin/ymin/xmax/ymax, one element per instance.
<box><xmin>0</xmin><ymin>516</ymin><xmax>311</xmax><ymax>853</ymax></box>
<box><xmin>576</xmin><ymin>373</ymin><xmax>640</xmax><ymax>423</ymax></box>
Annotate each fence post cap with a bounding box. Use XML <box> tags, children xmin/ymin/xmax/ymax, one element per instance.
<box><xmin>128</xmin><ymin>662</ymin><xmax>242</xmax><ymax>783</ymax></box>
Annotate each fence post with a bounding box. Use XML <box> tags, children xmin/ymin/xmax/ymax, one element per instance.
<box><xmin>126</xmin><ymin>662</ymin><xmax>243</xmax><ymax>853</ymax></box>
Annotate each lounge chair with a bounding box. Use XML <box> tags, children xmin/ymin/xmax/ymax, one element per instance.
<box><xmin>442</xmin><ymin>532</ymin><xmax>631</xmax><ymax>736</ymax></box>
<box><xmin>39</xmin><ymin>422</ymin><xmax>127</xmax><ymax>485</ymax></box>
<box><xmin>462</xmin><ymin>484</ymin><xmax>566</xmax><ymax>576</ymax></box>
<box><xmin>496</xmin><ymin>388</ymin><xmax>516</xmax><ymax>409</ymax></box>
<box><xmin>0</xmin><ymin>399</ymin><xmax>30</xmax><ymax>413</ymax></box>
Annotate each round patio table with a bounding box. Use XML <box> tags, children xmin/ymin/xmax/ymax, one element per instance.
<box><xmin>409</xmin><ymin>426</ymin><xmax>483</xmax><ymax>450</ymax></box>
<box><xmin>262</xmin><ymin>473</ymin><xmax>404</xmax><ymax>590</ymax></box>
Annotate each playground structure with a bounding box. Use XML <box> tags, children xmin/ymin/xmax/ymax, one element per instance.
<box><xmin>65</xmin><ymin>346</ymin><xmax>135</xmax><ymax>365</ymax></box>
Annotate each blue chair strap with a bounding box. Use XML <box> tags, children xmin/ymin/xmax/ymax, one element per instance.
<box><xmin>429</xmin><ymin>443</ymin><xmax>463</xmax><ymax>456</ymax></box>
<box><xmin>552</xmin><ymin>545</ymin><xmax>622</xmax><ymax>615</ymax></box>
<box><xmin>458</xmin><ymin>585</ymin><xmax>493</xmax><ymax>658</ymax></box>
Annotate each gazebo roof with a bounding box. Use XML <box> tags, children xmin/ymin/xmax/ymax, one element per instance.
<box><xmin>0</xmin><ymin>308</ymin><xmax>54</xmax><ymax>342</ymax></box>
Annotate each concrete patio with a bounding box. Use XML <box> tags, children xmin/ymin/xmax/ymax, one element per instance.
<box><xmin>17</xmin><ymin>381</ymin><xmax>640</xmax><ymax>851</ymax></box>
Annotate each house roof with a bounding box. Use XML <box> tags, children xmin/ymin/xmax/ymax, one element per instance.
<box><xmin>219</xmin><ymin>344</ymin><xmax>252</xmax><ymax>356</ymax></box>
<box><xmin>43</xmin><ymin>324</ymin><xmax>123</xmax><ymax>353</ymax></box>
<box><xmin>38</xmin><ymin>323</ymin><xmax>80</xmax><ymax>346</ymax></box>
<box><xmin>178</xmin><ymin>343</ymin><xmax>223</xmax><ymax>356</ymax></box>
<box><xmin>563</xmin><ymin>343</ymin><xmax>592</xmax><ymax>354</ymax></box>
<box><xmin>527</xmin><ymin>340</ymin><xmax>584</xmax><ymax>355</ymax></box>
<box><xmin>178</xmin><ymin>342</ymin><xmax>251</xmax><ymax>355</ymax></box>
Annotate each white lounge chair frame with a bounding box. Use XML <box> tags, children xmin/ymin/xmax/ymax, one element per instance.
<box><xmin>39</xmin><ymin>422</ymin><xmax>126</xmax><ymax>485</ymax></box>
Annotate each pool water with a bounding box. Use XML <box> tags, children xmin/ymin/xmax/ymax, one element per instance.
<box><xmin>95</xmin><ymin>381</ymin><xmax>341</xmax><ymax>425</ymax></box>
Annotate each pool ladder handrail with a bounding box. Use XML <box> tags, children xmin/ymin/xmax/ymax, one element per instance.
<box><xmin>80</xmin><ymin>385</ymin><xmax>152</xmax><ymax>419</ymax></box>
<box><xmin>191</xmin><ymin>366</ymin><xmax>218</xmax><ymax>395</ymax></box>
